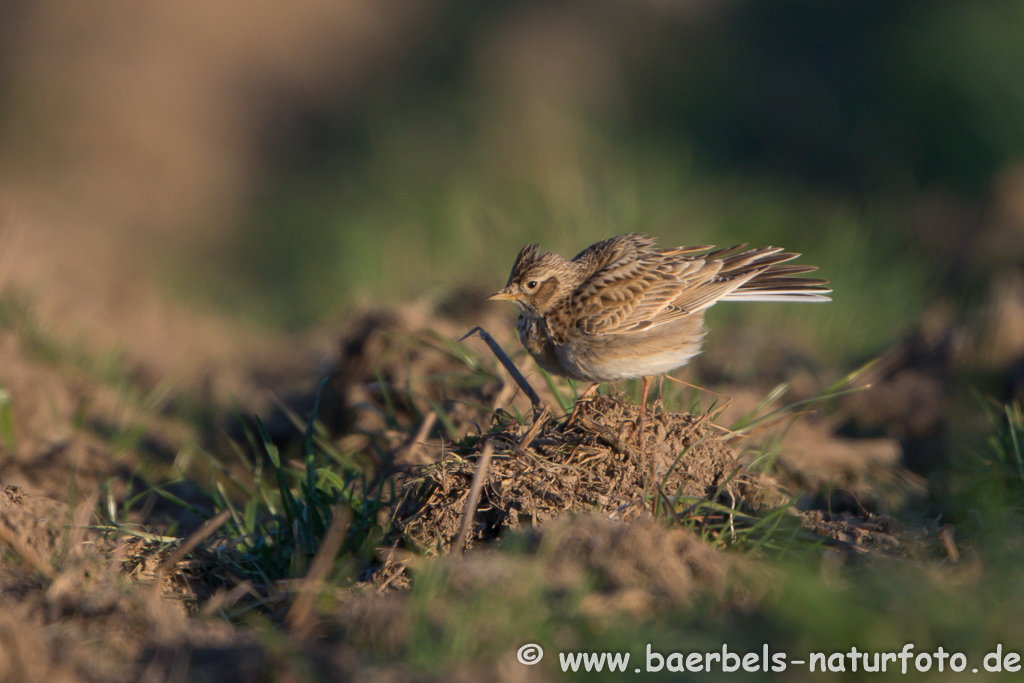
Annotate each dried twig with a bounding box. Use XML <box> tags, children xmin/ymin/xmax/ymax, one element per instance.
<box><xmin>287</xmin><ymin>504</ymin><xmax>352</xmax><ymax>640</ymax></box>
<box><xmin>460</xmin><ymin>326</ymin><xmax>544</xmax><ymax>408</ymax></box>
<box><xmin>155</xmin><ymin>508</ymin><xmax>232</xmax><ymax>583</ymax></box>
<box><xmin>452</xmin><ymin>440</ymin><xmax>495</xmax><ymax>555</ymax></box>
<box><xmin>519</xmin><ymin>405</ymin><xmax>550</xmax><ymax>450</ymax></box>
<box><xmin>938</xmin><ymin>526</ymin><xmax>959</xmax><ymax>564</ymax></box>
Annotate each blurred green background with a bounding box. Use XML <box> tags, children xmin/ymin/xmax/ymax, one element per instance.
<box><xmin>1</xmin><ymin>0</ymin><xmax>1023</xmax><ymax>365</ymax></box>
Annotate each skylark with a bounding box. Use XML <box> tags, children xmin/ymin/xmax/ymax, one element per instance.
<box><xmin>489</xmin><ymin>233</ymin><xmax>831</xmax><ymax>431</ymax></box>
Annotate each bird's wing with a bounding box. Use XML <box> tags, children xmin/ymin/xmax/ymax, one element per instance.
<box><xmin>571</xmin><ymin>241</ymin><xmax>830</xmax><ymax>335</ymax></box>
<box><xmin>571</xmin><ymin>250</ymin><xmax>744</xmax><ymax>335</ymax></box>
<box><xmin>569</xmin><ymin>233</ymin><xmax>660</xmax><ymax>273</ymax></box>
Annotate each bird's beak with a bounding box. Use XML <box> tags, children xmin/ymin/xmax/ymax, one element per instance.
<box><xmin>488</xmin><ymin>289</ymin><xmax>518</xmax><ymax>302</ymax></box>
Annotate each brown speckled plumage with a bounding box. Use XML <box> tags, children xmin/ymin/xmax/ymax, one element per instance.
<box><xmin>489</xmin><ymin>234</ymin><xmax>830</xmax><ymax>424</ymax></box>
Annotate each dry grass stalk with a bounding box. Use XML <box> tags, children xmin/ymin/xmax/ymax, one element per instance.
<box><xmin>453</xmin><ymin>440</ymin><xmax>495</xmax><ymax>555</ymax></box>
<box><xmin>154</xmin><ymin>508</ymin><xmax>232</xmax><ymax>586</ymax></box>
<box><xmin>287</xmin><ymin>504</ymin><xmax>352</xmax><ymax>640</ymax></box>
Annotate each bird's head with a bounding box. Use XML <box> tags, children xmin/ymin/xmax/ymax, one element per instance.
<box><xmin>489</xmin><ymin>244</ymin><xmax>573</xmax><ymax>316</ymax></box>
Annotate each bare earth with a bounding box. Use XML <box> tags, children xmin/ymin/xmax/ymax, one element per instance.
<box><xmin>0</xmin><ymin>257</ymin><xmax>943</xmax><ymax>680</ymax></box>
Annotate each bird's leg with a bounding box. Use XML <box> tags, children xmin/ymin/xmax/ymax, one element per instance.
<box><xmin>565</xmin><ymin>383</ymin><xmax>600</xmax><ymax>428</ymax></box>
<box><xmin>632</xmin><ymin>375</ymin><xmax>654</xmax><ymax>440</ymax></box>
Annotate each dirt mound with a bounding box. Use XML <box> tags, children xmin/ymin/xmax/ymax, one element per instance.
<box><xmin>542</xmin><ymin>514</ymin><xmax>731</xmax><ymax>608</ymax></box>
<box><xmin>391</xmin><ymin>394</ymin><xmax>754</xmax><ymax>552</ymax></box>
<box><xmin>0</xmin><ymin>486</ymin><xmax>256</xmax><ymax>683</ymax></box>
<box><xmin>342</xmin><ymin>514</ymin><xmax>734</xmax><ymax>651</ymax></box>
<box><xmin>327</xmin><ymin>305</ymin><xmax>508</xmax><ymax>438</ymax></box>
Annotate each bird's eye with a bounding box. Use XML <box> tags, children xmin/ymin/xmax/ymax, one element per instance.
<box><xmin>526</xmin><ymin>280</ymin><xmax>538</xmax><ymax>289</ymax></box>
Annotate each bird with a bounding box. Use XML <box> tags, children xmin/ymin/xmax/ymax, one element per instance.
<box><xmin>488</xmin><ymin>233</ymin><xmax>831</xmax><ymax>433</ymax></box>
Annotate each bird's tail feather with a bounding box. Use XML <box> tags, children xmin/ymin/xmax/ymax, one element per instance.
<box><xmin>713</xmin><ymin>245</ymin><xmax>832</xmax><ymax>302</ymax></box>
